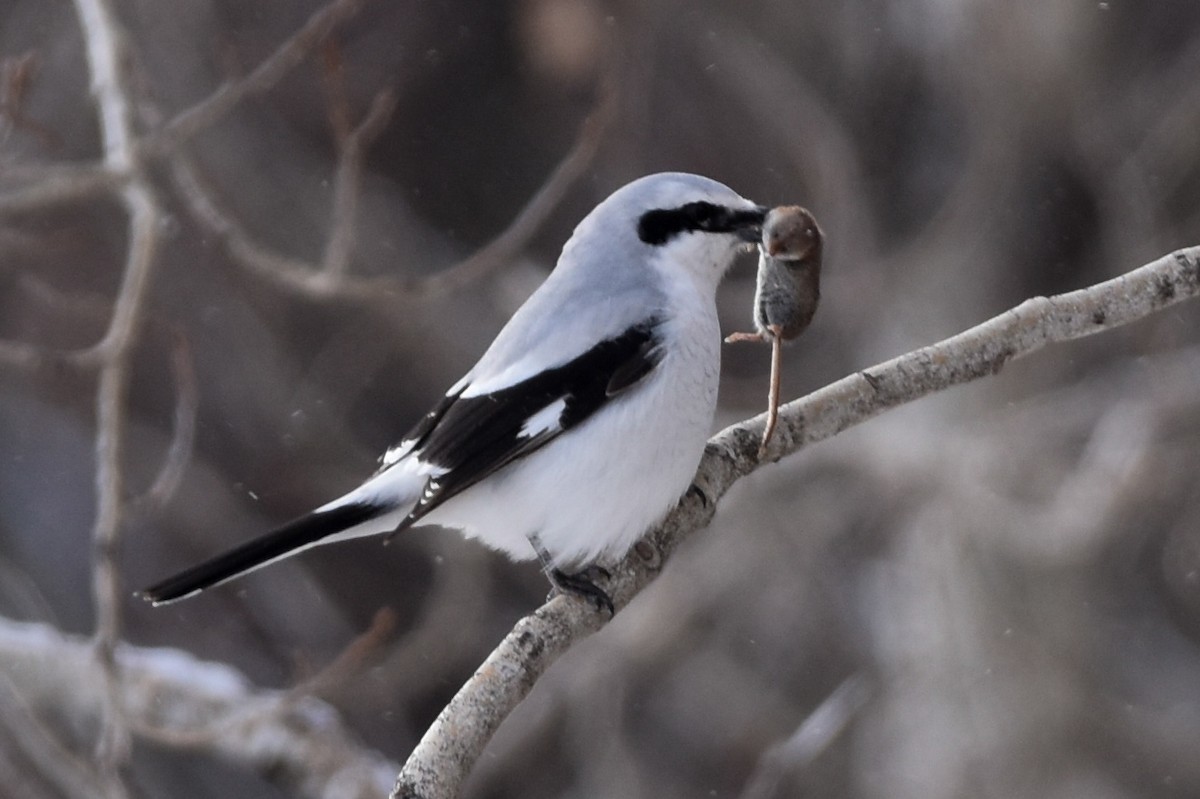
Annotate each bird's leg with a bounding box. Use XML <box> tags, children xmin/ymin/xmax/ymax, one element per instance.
<box><xmin>528</xmin><ymin>533</ymin><xmax>614</xmax><ymax>616</ymax></box>
<box><xmin>759</xmin><ymin>326</ymin><xmax>784</xmax><ymax>458</ymax></box>
<box><xmin>724</xmin><ymin>330</ymin><xmax>766</xmax><ymax>344</ymax></box>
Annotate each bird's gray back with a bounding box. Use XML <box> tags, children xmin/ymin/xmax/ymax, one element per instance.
<box><xmin>468</xmin><ymin>172</ymin><xmax>746</xmax><ymax>388</ymax></box>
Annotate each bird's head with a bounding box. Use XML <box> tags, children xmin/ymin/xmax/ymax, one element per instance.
<box><xmin>564</xmin><ymin>173</ymin><xmax>767</xmax><ymax>290</ymax></box>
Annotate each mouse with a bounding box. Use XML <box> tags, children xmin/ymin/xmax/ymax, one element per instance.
<box><xmin>725</xmin><ymin>205</ymin><xmax>823</xmax><ymax>456</ymax></box>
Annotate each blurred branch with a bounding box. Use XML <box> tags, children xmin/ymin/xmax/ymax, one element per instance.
<box><xmin>0</xmin><ymin>163</ymin><xmax>127</xmax><ymax>215</ymax></box>
<box><xmin>143</xmin><ymin>0</ymin><xmax>369</xmax><ymax>155</ymax></box>
<box><xmin>171</xmin><ymin>78</ymin><xmax>616</xmax><ymax>301</ymax></box>
<box><xmin>0</xmin><ymin>671</ymin><xmax>98</xmax><ymax>799</ymax></box>
<box><xmin>372</xmin><ymin>545</ymin><xmax>496</xmax><ymax>711</ymax></box>
<box><xmin>707</xmin><ymin>23</ymin><xmax>878</xmax><ymax>261</ymax></box>
<box><xmin>0</xmin><ymin>50</ymin><xmax>61</xmax><ymax>151</ymax></box>
<box><xmin>319</xmin><ymin>88</ymin><xmax>399</xmax><ymax>285</ymax></box>
<box><xmin>318</xmin><ymin>37</ymin><xmax>354</xmax><ymax>144</ymax></box>
<box><xmin>0</xmin><ymin>617</ymin><xmax>398</xmax><ymax>799</ymax></box>
<box><xmin>290</xmin><ymin>606</ymin><xmax>398</xmax><ymax>699</ymax></box>
<box><xmin>131</xmin><ymin>331</ymin><xmax>198</xmax><ymax>514</ymax></box>
<box><xmin>392</xmin><ymin>245</ymin><xmax>1200</xmax><ymax>799</ymax></box>
<box><xmin>395</xmin><ymin>78</ymin><xmax>617</xmax><ymax>298</ymax></box>
<box><xmin>168</xmin><ymin>152</ymin><xmax>368</xmax><ymax>296</ymax></box>
<box><xmin>0</xmin><ymin>0</ymin><xmax>367</xmax><ymax>218</ymax></box>
<box><xmin>739</xmin><ymin>675</ymin><xmax>872</xmax><ymax>799</ymax></box>
<box><xmin>72</xmin><ymin>0</ymin><xmax>166</xmax><ymax>795</ymax></box>
<box><xmin>0</xmin><ymin>339</ymin><xmax>66</xmax><ymax>371</ymax></box>
<box><xmin>1</xmin><ymin>0</ymin><xmax>369</xmax><ymax>217</ymax></box>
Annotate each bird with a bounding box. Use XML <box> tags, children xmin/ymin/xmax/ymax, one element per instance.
<box><xmin>141</xmin><ymin>172</ymin><xmax>768</xmax><ymax>612</ymax></box>
<box><xmin>724</xmin><ymin>205</ymin><xmax>823</xmax><ymax>456</ymax></box>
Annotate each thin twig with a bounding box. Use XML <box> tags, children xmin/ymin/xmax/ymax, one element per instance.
<box><xmin>170</xmin><ymin>76</ymin><xmax>615</xmax><ymax>301</ymax></box>
<box><xmin>0</xmin><ymin>339</ymin><xmax>60</xmax><ymax>371</ymax></box>
<box><xmin>133</xmin><ymin>330</ymin><xmax>198</xmax><ymax>512</ymax></box>
<box><xmin>318</xmin><ymin>88</ymin><xmax>399</xmax><ymax>286</ymax></box>
<box><xmin>71</xmin><ymin>0</ymin><xmax>165</xmax><ymax>796</ymax></box>
<box><xmin>0</xmin><ymin>50</ymin><xmax>62</xmax><ymax>151</ymax></box>
<box><xmin>318</xmin><ymin>37</ymin><xmax>354</xmax><ymax>145</ymax></box>
<box><xmin>289</xmin><ymin>607</ymin><xmax>399</xmax><ymax>699</ymax></box>
<box><xmin>705</xmin><ymin>22</ymin><xmax>878</xmax><ymax>264</ymax></box>
<box><xmin>144</xmin><ymin>0</ymin><xmax>368</xmax><ymax>155</ymax></box>
<box><xmin>0</xmin><ymin>273</ymin><xmax>116</xmax><ymax>376</ymax></box>
<box><xmin>395</xmin><ymin>78</ymin><xmax>618</xmax><ymax>298</ymax></box>
<box><xmin>0</xmin><ymin>160</ymin><xmax>118</xmax><ymax>182</ymax></box>
<box><xmin>738</xmin><ymin>675</ymin><xmax>872</xmax><ymax>799</ymax></box>
<box><xmin>168</xmin><ymin>153</ymin><xmax>365</xmax><ymax>295</ymax></box>
<box><xmin>15</xmin><ymin>272</ymin><xmax>116</xmax><ymax>319</ymax></box>
<box><xmin>373</xmin><ymin>545</ymin><xmax>496</xmax><ymax>711</ymax></box>
<box><xmin>392</xmin><ymin>245</ymin><xmax>1200</xmax><ymax>799</ymax></box>
<box><xmin>0</xmin><ymin>163</ymin><xmax>127</xmax><ymax>215</ymax></box>
<box><xmin>1</xmin><ymin>0</ymin><xmax>367</xmax><ymax>215</ymax></box>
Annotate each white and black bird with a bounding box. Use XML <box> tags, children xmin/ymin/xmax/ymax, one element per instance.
<box><xmin>141</xmin><ymin>172</ymin><xmax>768</xmax><ymax>612</ymax></box>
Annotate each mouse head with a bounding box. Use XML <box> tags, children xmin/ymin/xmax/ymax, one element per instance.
<box><xmin>762</xmin><ymin>205</ymin><xmax>822</xmax><ymax>262</ymax></box>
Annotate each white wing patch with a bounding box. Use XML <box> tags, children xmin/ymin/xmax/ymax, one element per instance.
<box><xmin>381</xmin><ymin>439</ymin><xmax>416</xmax><ymax>468</ymax></box>
<box><xmin>380</xmin><ymin>374</ymin><xmax>475</xmax><ymax>469</ymax></box>
<box><xmin>519</xmin><ymin>397</ymin><xmax>568</xmax><ymax>439</ymax></box>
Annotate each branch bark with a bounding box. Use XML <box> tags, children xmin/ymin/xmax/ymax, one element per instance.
<box><xmin>392</xmin><ymin>245</ymin><xmax>1200</xmax><ymax>798</ymax></box>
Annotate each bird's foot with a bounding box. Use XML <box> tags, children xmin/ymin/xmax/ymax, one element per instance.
<box><xmin>548</xmin><ymin>566</ymin><xmax>614</xmax><ymax>616</ymax></box>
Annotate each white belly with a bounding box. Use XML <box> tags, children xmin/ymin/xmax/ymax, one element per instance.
<box><xmin>421</xmin><ymin>323</ymin><xmax>720</xmax><ymax>568</ymax></box>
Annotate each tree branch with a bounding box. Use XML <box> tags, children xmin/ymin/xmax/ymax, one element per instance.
<box><xmin>170</xmin><ymin>76</ymin><xmax>616</xmax><ymax>301</ymax></box>
<box><xmin>131</xmin><ymin>330</ymin><xmax>198</xmax><ymax>514</ymax></box>
<box><xmin>71</xmin><ymin>0</ymin><xmax>166</xmax><ymax>794</ymax></box>
<box><xmin>143</xmin><ymin>0</ymin><xmax>369</xmax><ymax>155</ymax></box>
<box><xmin>738</xmin><ymin>675</ymin><xmax>872</xmax><ymax>799</ymax></box>
<box><xmin>0</xmin><ymin>618</ymin><xmax>398</xmax><ymax>799</ymax></box>
<box><xmin>318</xmin><ymin>88</ymin><xmax>399</xmax><ymax>286</ymax></box>
<box><xmin>393</xmin><ymin>244</ymin><xmax>1200</xmax><ymax>798</ymax></box>
<box><xmin>0</xmin><ymin>163</ymin><xmax>127</xmax><ymax>215</ymax></box>
<box><xmin>394</xmin><ymin>79</ymin><xmax>617</xmax><ymax>298</ymax></box>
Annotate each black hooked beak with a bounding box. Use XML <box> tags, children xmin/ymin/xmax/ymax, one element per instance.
<box><xmin>735</xmin><ymin>205</ymin><xmax>770</xmax><ymax>243</ymax></box>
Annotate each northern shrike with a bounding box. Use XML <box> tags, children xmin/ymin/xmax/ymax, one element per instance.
<box><xmin>142</xmin><ymin>172</ymin><xmax>768</xmax><ymax>612</ymax></box>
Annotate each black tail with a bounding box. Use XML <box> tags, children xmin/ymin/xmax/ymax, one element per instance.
<box><xmin>140</xmin><ymin>502</ymin><xmax>387</xmax><ymax>605</ymax></box>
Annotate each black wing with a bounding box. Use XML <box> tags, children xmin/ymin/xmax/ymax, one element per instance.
<box><xmin>394</xmin><ymin>317</ymin><xmax>665</xmax><ymax>531</ymax></box>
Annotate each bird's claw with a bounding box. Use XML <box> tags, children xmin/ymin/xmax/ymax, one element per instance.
<box><xmin>548</xmin><ymin>566</ymin><xmax>614</xmax><ymax>616</ymax></box>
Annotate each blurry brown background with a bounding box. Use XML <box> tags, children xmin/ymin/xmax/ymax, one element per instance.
<box><xmin>2</xmin><ymin>1</ymin><xmax>1200</xmax><ymax>797</ymax></box>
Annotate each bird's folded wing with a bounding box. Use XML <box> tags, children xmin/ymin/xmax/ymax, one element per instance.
<box><xmin>392</xmin><ymin>317</ymin><xmax>665</xmax><ymax>530</ymax></box>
